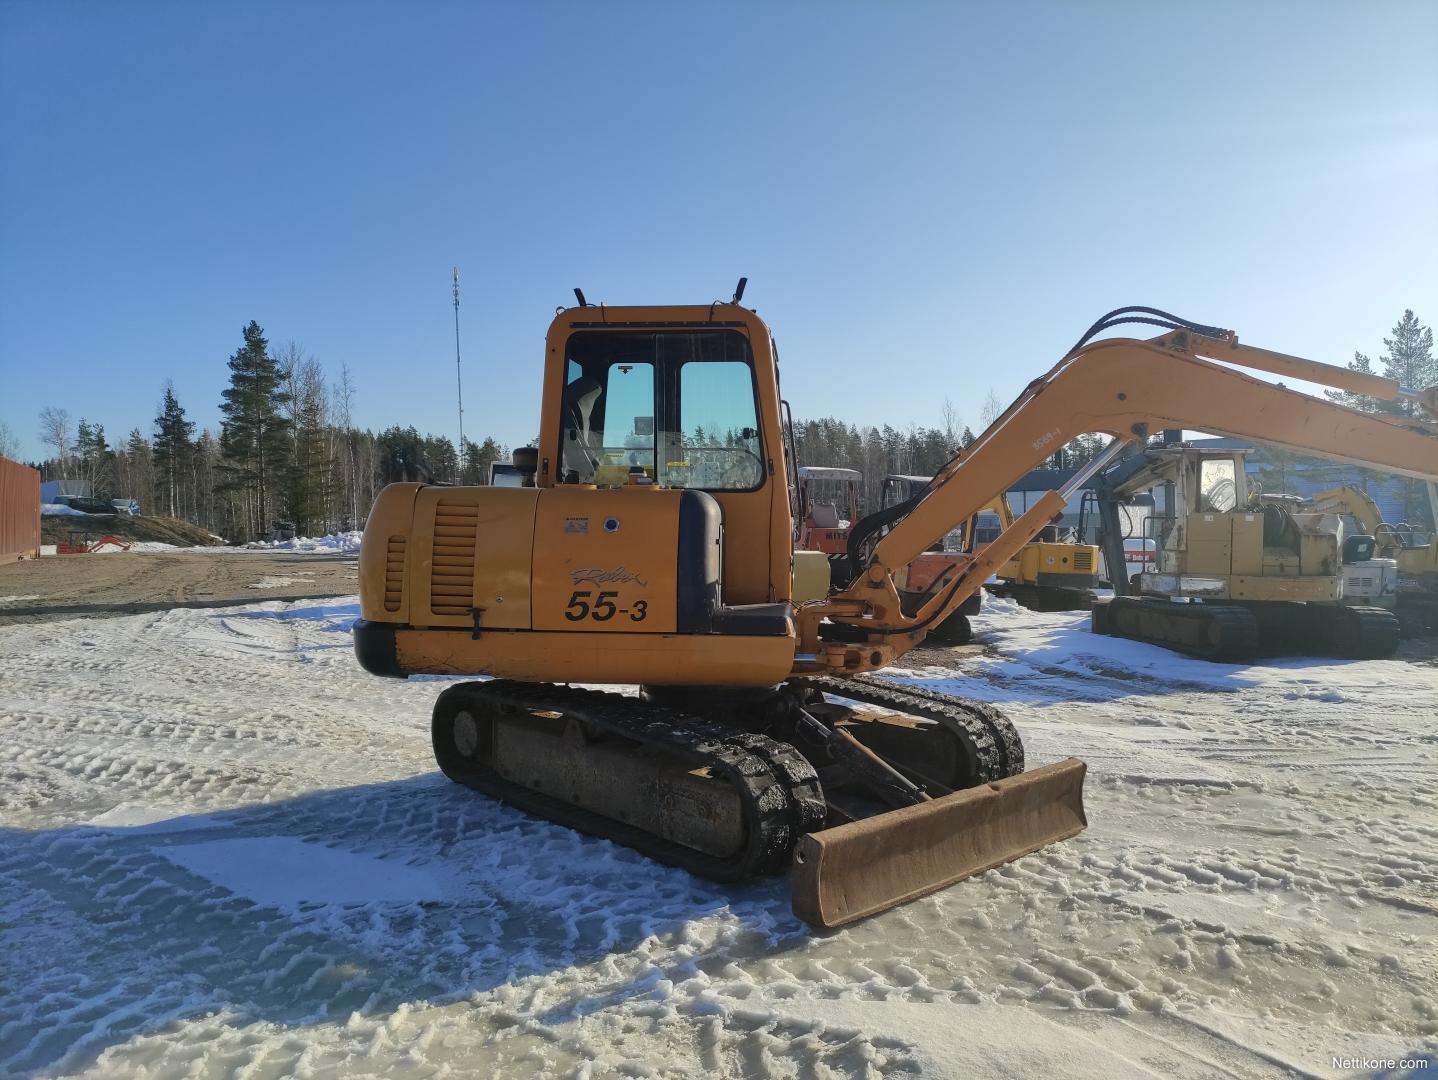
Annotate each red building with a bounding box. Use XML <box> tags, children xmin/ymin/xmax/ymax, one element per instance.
<box><xmin>0</xmin><ymin>457</ymin><xmax>41</xmax><ymax>564</ymax></box>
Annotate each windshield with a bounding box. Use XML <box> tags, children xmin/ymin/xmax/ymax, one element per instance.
<box><xmin>560</xmin><ymin>330</ymin><xmax>763</xmax><ymax>490</ymax></box>
<box><xmin>1198</xmin><ymin>459</ymin><xmax>1238</xmax><ymax>512</ymax></box>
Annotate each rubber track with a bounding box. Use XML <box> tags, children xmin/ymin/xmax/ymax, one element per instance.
<box><xmin>802</xmin><ymin>675</ymin><xmax>1009</xmax><ymax>784</ymax></box>
<box><xmin>1327</xmin><ymin>605</ymin><xmax>1400</xmax><ymax>659</ymax></box>
<box><xmin>432</xmin><ymin>680</ymin><xmax>819</xmax><ymax>882</ymax></box>
<box><xmin>850</xmin><ymin>674</ymin><xmax>1024</xmax><ymax>777</ymax></box>
<box><xmin>1102</xmin><ymin>597</ymin><xmax>1260</xmax><ymax>662</ymax></box>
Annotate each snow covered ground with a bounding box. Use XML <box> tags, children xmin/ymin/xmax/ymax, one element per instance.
<box><xmin>1</xmin><ymin>597</ymin><xmax>1434</xmax><ymax>1078</ymax></box>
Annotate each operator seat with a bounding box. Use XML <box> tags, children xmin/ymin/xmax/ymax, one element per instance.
<box><xmin>562</xmin><ymin>376</ymin><xmax>603</xmax><ymax>483</ymax></box>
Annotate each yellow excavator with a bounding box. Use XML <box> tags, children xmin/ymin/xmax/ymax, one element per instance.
<box><xmin>1303</xmin><ymin>483</ymin><xmax>1437</xmax><ymax>635</ymax></box>
<box><xmin>1091</xmin><ymin>445</ymin><xmax>1408</xmax><ymax>659</ymax></box>
<box><xmin>353</xmin><ymin>298</ymin><xmax>1438</xmax><ymax>928</ymax></box>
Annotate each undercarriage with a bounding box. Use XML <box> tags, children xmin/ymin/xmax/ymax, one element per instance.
<box><xmin>1091</xmin><ymin>596</ymin><xmax>1401</xmax><ymax>662</ymax></box>
<box><xmin>431</xmin><ymin>676</ymin><xmax>1086</xmax><ymax>927</ymax></box>
<box><xmin>985</xmin><ymin>581</ymin><xmax>1096</xmax><ymax>613</ymax></box>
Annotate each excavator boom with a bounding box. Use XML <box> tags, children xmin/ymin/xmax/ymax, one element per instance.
<box><xmin>803</xmin><ymin>322</ymin><xmax>1438</xmax><ymax>672</ymax></box>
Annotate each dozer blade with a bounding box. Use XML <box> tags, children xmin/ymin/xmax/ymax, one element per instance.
<box><xmin>791</xmin><ymin>757</ymin><xmax>1087</xmax><ymax>929</ymax></box>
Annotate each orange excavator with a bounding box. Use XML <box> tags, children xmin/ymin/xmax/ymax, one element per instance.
<box><xmin>796</xmin><ymin>466</ymin><xmax>862</xmax><ymax>555</ymax></box>
<box><xmin>354</xmin><ymin>298</ymin><xmax>1438</xmax><ymax>928</ymax></box>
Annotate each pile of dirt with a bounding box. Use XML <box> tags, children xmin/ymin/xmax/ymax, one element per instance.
<box><xmin>40</xmin><ymin>514</ymin><xmax>222</xmax><ymax>548</ymax></box>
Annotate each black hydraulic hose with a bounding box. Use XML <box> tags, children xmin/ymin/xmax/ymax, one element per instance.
<box><xmin>843</xmin><ymin>491</ymin><xmax>928</xmax><ymax>585</ymax></box>
<box><xmin>1064</xmin><ymin>306</ymin><xmax>1231</xmax><ymax>359</ymax></box>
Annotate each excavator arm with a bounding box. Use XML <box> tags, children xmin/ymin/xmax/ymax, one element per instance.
<box><xmin>1307</xmin><ymin>486</ymin><xmax>1386</xmax><ymax>533</ymax></box>
<box><xmin>796</xmin><ymin>325</ymin><xmax>1438</xmax><ymax>673</ymax></box>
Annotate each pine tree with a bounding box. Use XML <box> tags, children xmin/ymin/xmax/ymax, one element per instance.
<box><xmin>193</xmin><ymin>430</ymin><xmax>222</xmax><ymax>534</ymax></box>
<box><xmin>219</xmin><ymin>322</ymin><xmax>291</xmax><ymax>538</ymax></box>
<box><xmin>1323</xmin><ymin>311</ymin><xmax>1435</xmax><ymax>523</ymax></box>
<box><xmin>1325</xmin><ymin>311</ymin><xmax>1434</xmax><ymax>416</ymax></box>
<box><xmin>153</xmin><ymin>383</ymin><xmax>195</xmax><ymax>518</ymax></box>
<box><xmin>279</xmin><ymin>350</ymin><xmax>331</xmax><ymax>535</ymax></box>
<box><xmin>74</xmin><ymin>419</ymin><xmax>114</xmax><ymax>497</ymax></box>
<box><xmin>423</xmin><ymin>435</ymin><xmax>459</xmax><ymax>483</ymax></box>
<box><xmin>119</xmin><ymin>429</ymin><xmax>153</xmax><ymax>510</ymax></box>
<box><xmin>1324</xmin><ymin>351</ymin><xmax>1383</xmax><ymax>412</ymax></box>
<box><xmin>1377</xmin><ymin>310</ymin><xmax>1435</xmax><ymax>417</ymax></box>
<box><xmin>461</xmin><ymin>436</ymin><xmax>504</xmax><ymax>483</ymax></box>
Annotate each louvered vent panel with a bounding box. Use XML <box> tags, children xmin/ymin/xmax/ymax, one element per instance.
<box><xmin>1072</xmin><ymin>548</ymin><xmax>1095</xmax><ymax>573</ymax></box>
<box><xmin>383</xmin><ymin>536</ymin><xmax>406</xmax><ymax>612</ymax></box>
<box><xmin>431</xmin><ymin>502</ymin><xmax>479</xmax><ymax>616</ymax></box>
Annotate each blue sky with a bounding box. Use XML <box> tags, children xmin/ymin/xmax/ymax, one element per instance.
<box><xmin>2</xmin><ymin>0</ymin><xmax>1435</xmax><ymax>462</ymax></box>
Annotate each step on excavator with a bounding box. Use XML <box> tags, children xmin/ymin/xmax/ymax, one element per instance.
<box><xmin>354</xmin><ymin>297</ymin><xmax>1438</xmax><ymax>928</ymax></box>
<box><xmin>1091</xmin><ymin>445</ymin><xmax>1409</xmax><ymax>660</ymax></box>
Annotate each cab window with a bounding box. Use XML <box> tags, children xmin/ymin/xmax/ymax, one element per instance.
<box><xmin>560</xmin><ymin>330</ymin><xmax>763</xmax><ymax>491</ymax></box>
<box><xmin>1198</xmin><ymin>459</ymin><xmax>1237</xmax><ymax>512</ymax></box>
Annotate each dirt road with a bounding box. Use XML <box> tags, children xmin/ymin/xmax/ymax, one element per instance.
<box><xmin>0</xmin><ymin>551</ymin><xmax>358</xmax><ymax>624</ymax></box>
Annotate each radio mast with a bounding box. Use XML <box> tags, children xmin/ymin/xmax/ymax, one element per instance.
<box><xmin>452</xmin><ymin>266</ymin><xmax>464</xmax><ymax>452</ymax></box>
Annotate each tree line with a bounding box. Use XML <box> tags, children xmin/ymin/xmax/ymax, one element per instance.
<box><xmin>30</xmin><ymin>321</ymin><xmax>505</xmax><ymax>541</ymax></box>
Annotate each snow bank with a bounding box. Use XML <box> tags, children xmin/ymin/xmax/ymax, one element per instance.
<box><xmin>88</xmin><ymin>540</ymin><xmax>182</xmax><ymax>553</ymax></box>
<box><xmin>40</xmin><ymin>502</ymin><xmax>87</xmax><ymax>516</ymax></box>
<box><xmin>245</xmin><ymin>530</ymin><xmax>363</xmax><ymax>554</ymax></box>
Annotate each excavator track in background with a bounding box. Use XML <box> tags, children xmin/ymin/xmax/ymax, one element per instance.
<box><xmin>1304</xmin><ymin>605</ymin><xmax>1401</xmax><ymax>659</ymax></box>
<box><xmin>1092</xmin><ymin>596</ymin><xmax>1401</xmax><ymax>661</ymax></box>
<box><xmin>1092</xmin><ymin>596</ymin><xmax>1261</xmax><ymax>662</ymax></box>
<box><xmin>432</xmin><ymin>679</ymin><xmax>826</xmax><ymax>882</ymax></box>
<box><xmin>985</xmin><ymin>581</ymin><xmax>1095</xmax><ymax>613</ymax></box>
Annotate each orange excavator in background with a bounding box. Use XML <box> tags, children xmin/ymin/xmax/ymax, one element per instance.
<box><xmin>795</xmin><ymin>466</ymin><xmax>862</xmax><ymax>555</ymax></box>
<box><xmin>354</xmin><ymin>297</ymin><xmax>1438</xmax><ymax>928</ymax></box>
